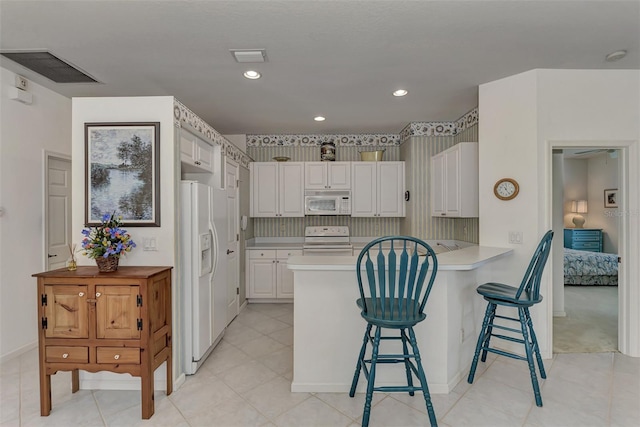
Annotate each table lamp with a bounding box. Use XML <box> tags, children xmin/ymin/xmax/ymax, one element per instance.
<box><xmin>571</xmin><ymin>200</ymin><xmax>588</xmax><ymax>228</ymax></box>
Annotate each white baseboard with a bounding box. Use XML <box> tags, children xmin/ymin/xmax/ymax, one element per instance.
<box><xmin>553</xmin><ymin>311</ymin><xmax>567</xmax><ymax>317</ymax></box>
<box><xmin>0</xmin><ymin>341</ymin><xmax>37</xmax><ymax>364</ymax></box>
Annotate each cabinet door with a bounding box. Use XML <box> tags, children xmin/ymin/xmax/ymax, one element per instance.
<box><xmin>351</xmin><ymin>163</ymin><xmax>377</xmax><ymax>217</ymax></box>
<box><xmin>96</xmin><ymin>286</ymin><xmax>141</xmax><ymax>339</ymax></box>
<box><xmin>194</xmin><ymin>139</ymin><xmax>214</xmax><ymax>172</ymax></box>
<box><xmin>250</xmin><ymin>163</ymin><xmax>279</xmax><ymax>217</ymax></box>
<box><xmin>430</xmin><ymin>153</ymin><xmax>446</xmax><ymax>217</ymax></box>
<box><xmin>444</xmin><ymin>148</ymin><xmax>461</xmax><ymax>216</ymax></box>
<box><xmin>44</xmin><ymin>285</ymin><xmax>89</xmax><ymax>339</ymax></box>
<box><xmin>377</xmin><ymin>162</ymin><xmax>405</xmax><ymax>217</ymax></box>
<box><xmin>276</xmin><ymin>249</ymin><xmax>302</xmax><ymax>298</ymax></box>
<box><xmin>279</xmin><ymin>163</ymin><xmax>305</xmax><ymax>217</ymax></box>
<box><xmin>179</xmin><ymin>131</ymin><xmax>196</xmax><ymax>165</ymax></box>
<box><xmin>327</xmin><ymin>162</ymin><xmax>351</xmax><ymax>189</ymax></box>
<box><xmin>305</xmin><ymin>162</ymin><xmax>328</xmax><ymax>189</ymax></box>
<box><xmin>247</xmin><ymin>255</ymin><xmax>277</xmax><ymax>298</ymax></box>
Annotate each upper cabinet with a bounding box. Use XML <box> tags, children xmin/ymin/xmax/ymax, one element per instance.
<box><xmin>430</xmin><ymin>142</ymin><xmax>478</xmax><ymax>218</ymax></box>
<box><xmin>180</xmin><ymin>128</ymin><xmax>214</xmax><ymax>173</ymax></box>
<box><xmin>250</xmin><ymin>162</ymin><xmax>305</xmax><ymax>217</ymax></box>
<box><xmin>351</xmin><ymin>162</ymin><xmax>405</xmax><ymax>217</ymax></box>
<box><xmin>305</xmin><ymin>162</ymin><xmax>351</xmax><ymax>190</ymax></box>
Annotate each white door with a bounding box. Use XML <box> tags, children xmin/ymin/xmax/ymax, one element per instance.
<box><xmin>45</xmin><ymin>155</ymin><xmax>72</xmax><ymax>270</ymax></box>
<box><xmin>226</xmin><ymin>160</ymin><xmax>240</xmax><ymax>324</ymax></box>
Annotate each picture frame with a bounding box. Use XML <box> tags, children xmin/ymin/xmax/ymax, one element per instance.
<box><xmin>85</xmin><ymin>122</ymin><xmax>160</xmax><ymax>227</ymax></box>
<box><xmin>604</xmin><ymin>188</ymin><xmax>618</xmax><ymax>208</ymax></box>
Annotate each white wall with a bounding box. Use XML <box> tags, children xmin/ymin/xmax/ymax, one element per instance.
<box><xmin>72</xmin><ymin>97</ymin><xmax>178</xmax><ymax>388</ymax></box>
<box><xmin>0</xmin><ymin>67</ymin><xmax>72</xmax><ymax>360</ymax></box>
<box><xmin>587</xmin><ymin>153</ymin><xmax>619</xmax><ymax>253</ymax></box>
<box><xmin>479</xmin><ymin>69</ymin><xmax>640</xmax><ymax>357</ymax></box>
<box><xmin>562</xmin><ymin>158</ymin><xmax>588</xmax><ymax>228</ymax></box>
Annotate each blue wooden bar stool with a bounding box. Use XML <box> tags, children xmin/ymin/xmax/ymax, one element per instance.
<box><xmin>467</xmin><ymin>230</ymin><xmax>554</xmax><ymax>407</ymax></box>
<box><xmin>349</xmin><ymin>236</ymin><xmax>439</xmax><ymax>427</ymax></box>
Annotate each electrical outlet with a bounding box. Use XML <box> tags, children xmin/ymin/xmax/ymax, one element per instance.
<box><xmin>508</xmin><ymin>231</ymin><xmax>523</xmax><ymax>244</ymax></box>
<box><xmin>15</xmin><ymin>75</ymin><xmax>28</xmax><ymax>90</ymax></box>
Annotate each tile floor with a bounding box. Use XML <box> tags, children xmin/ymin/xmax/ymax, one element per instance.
<box><xmin>1</xmin><ymin>303</ymin><xmax>638</xmax><ymax>427</ymax></box>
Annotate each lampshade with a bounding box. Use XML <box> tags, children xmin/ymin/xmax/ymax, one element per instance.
<box><xmin>571</xmin><ymin>200</ymin><xmax>588</xmax><ymax>214</ymax></box>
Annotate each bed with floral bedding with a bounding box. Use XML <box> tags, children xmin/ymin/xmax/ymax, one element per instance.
<box><xmin>564</xmin><ymin>248</ymin><xmax>618</xmax><ymax>285</ymax></box>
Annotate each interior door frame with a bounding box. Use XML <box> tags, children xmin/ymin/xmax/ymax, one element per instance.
<box><xmin>544</xmin><ymin>139</ymin><xmax>639</xmax><ymax>357</ymax></box>
<box><xmin>226</xmin><ymin>157</ymin><xmax>240</xmax><ymax>322</ymax></box>
<box><xmin>43</xmin><ymin>151</ymin><xmax>72</xmax><ymax>270</ymax></box>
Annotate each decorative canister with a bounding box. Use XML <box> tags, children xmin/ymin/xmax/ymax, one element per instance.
<box><xmin>320</xmin><ymin>141</ymin><xmax>336</xmax><ymax>161</ymax></box>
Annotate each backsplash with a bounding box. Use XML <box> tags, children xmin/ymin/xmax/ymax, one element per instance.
<box><xmin>253</xmin><ymin>216</ymin><xmax>401</xmax><ymax>238</ymax></box>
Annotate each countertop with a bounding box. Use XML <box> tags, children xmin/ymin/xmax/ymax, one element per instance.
<box><xmin>287</xmin><ymin>245</ymin><xmax>512</xmax><ymax>271</ymax></box>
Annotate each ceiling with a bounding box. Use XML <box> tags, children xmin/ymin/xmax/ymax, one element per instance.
<box><xmin>1</xmin><ymin>1</ymin><xmax>638</xmax><ymax>135</ymax></box>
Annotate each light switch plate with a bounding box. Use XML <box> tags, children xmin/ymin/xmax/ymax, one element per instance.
<box><xmin>143</xmin><ymin>237</ymin><xmax>158</xmax><ymax>251</ymax></box>
<box><xmin>508</xmin><ymin>231</ymin><xmax>523</xmax><ymax>244</ymax></box>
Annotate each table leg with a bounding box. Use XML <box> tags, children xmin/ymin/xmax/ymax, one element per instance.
<box><xmin>71</xmin><ymin>369</ymin><xmax>79</xmax><ymax>393</ymax></box>
<box><xmin>166</xmin><ymin>355</ymin><xmax>173</xmax><ymax>396</ymax></box>
<box><xmin>141</xmin><ymin>369</ymin><xmax>154</xmax><ymax>419</ymax></box>
<box><xmin>39</xmin><ymin>371</ymin><xmax>51</xmax><ymax>416</ymax></box>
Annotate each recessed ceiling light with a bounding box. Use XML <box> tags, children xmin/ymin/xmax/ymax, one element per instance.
<box><xmin>314</xmin><ymin>116</ymin><xmax>326</xmax><ymax>122</ymax></box>
<box><xmin>605</xmin><ymin>50</ymin><xmax>627</xmax><ymax>62</ymax></box>
<box><xmin>243</xmin><ymin>70</ymin><xmax>261</xmax><ymax>79</ymax></box>
<box><xmin>393</xmin><ymin>89</ymin><xmax>408</xmax><ymax>97</ymax></box>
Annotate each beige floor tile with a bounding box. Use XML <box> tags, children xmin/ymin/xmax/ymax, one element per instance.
<box><xmin>103</xmin><ymin>393</ymin><xmax>187</xmax><ymax>427</ymax></box>
<box><xmin>391</xmin><ymin>389</ymin><xmax>462</xmax><ymax>419</ymax></box>
<box><xmin>169</xmin><ymin>375</ymin><xmax>238</xmax><ymax>418</ymax></box>
<box><xmin>273</xmin><ymin>396</ymin><xmax>353</xmax><ymax>427</ymax></box>
<box><xmin>186</xmin><ymin>395</ymin><xmax>269</xmax><ymax>427</ymax></box>
<box><xmin>260</xmin><ymin>347</ymin><xmax>293</xmax><ymax>375</ymax></box>
<box><xmin>316</xmin><ymin>392</ymin><xmax>385</xmax><ymax>420</ymax></box>
<box><xmin>524</xmin><ymin>395</ymin><xmax>608</xmax><ymax>427</ymax></box>
<box><xmin>442</xmin><ymin>395</ymin><xmax>526</xmax><ymax>427</ymax></box>
<box><xmin>269</xmin><ymin>326</ymin><xmax>294</xmax><ymax>346</ymax></box>
<box><xmin>363</xmin><ymin>395</ymin><xmax>435</xmax><ymax>427</ymax></box>
<box><xmin>461</xmin><ymin>376</ymin><xmax>533</xmax><ymax>420</ymax></box>
<box><xmin>21</xmin><ymin>391</ymin><xmax>103</xmax><ymax>427</ymax></box>
<box><xmin>217</xmin><ymin>360</ymin><xmax>279</xmax><ymax>394</ymax></box>
<box><xmin>235</xmin><ymin>335</ymin><xmax>286</xmax><ymax>359</ymax></box>
<box><xmin>93</xmin><ymin>389</ymin><xmax>141</xmax><ymax>417</ymax></box>
<box><xmin>201</xmin><ymin>341</ymin><xmax>253</xmax><ymax>375</ymax></box>
<box><xmin>242</xmin><ymin>376</ymin><xmax>311</xmax><ymax>419</ymax></box>
<box><xmin>250</xmin><ymin>317</ymin><xmax>291</xmax><ymax>335</ymax></box>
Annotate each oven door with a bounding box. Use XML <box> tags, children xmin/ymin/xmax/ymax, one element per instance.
<box><xmin>304</xmin><ymin>196</ymin><xmax>339</xmax><ymax>215</ymax></box>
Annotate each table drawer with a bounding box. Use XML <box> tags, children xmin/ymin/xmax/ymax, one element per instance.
<box><xmin>96</xmin><ymin>347</ymin><xmax>140</xmax><ymax>364</ymax></box>
<box><xmin>45</xmin><ymin>346</ymin><xmax>89</xmax><ymax>363</ymax></box>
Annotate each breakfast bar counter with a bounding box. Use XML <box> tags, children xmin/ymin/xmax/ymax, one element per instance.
<box><xmin>287</xmin><ymin>246</ymin><xmax>512</xmax><ymax>394</ymax></box>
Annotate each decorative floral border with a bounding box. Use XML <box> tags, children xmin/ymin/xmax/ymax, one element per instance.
<box><xmin>249</xmin><ymin>108</ymin><xmax>479</xmax><ymax>147</ymax></box>
<box><xmin>173</xmin><ymin>100</ymin><xmax>252</xmax><ymax>168</ymax></box>
<box><xmin>246</xmin><ymin>134</ymin><xmax>400</xmax><ymax>147</ymax></box>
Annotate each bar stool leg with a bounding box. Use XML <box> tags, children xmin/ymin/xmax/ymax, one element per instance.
<box><xmin>362</xmin><ymin>326</ymin><xmax>381</xmax><ymax>427</ymax></box>
<box><xmin>401</xmin><ymin>328</ymin><xmax>415</xmax><ymax>396</ymax></box>
<box><xmin>519</xmin><ymin>308</ymin><xmax>543</xmax><ymax>407</ymax></box>
<box><xmin>350</xmin><ymin>323</ymin><xmax>372</xmax><ymax>397</ymax></box>
<box><xmin>481</xmin><ymin>303</ymin><xmax>497</xmax><ymax>363</ymax></box>
<box><xmin>468</xmin><ymin>302</ymin><xmax>493</xmax><ymax>383</ymax></box>
<box><xmin>525</xmin><ymin>307</ymin><xmax>546</xmax><ymax>379</ymax></box>
<box><xmin>407</xmin><ymin>327</ymin><xmax>437</xmax><ymax>427</ymax></box>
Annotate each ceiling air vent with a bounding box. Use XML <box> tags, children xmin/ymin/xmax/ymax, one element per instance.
<box><xmin>0</xmin><ymin>51</ymin><xmax>98</xmax><ymax>83</ymax></box>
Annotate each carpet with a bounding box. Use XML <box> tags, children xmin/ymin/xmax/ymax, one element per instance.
<box><xmin>553</xmin><ymin>285</ymin><xmax>618</xmax><ymax>353</ymax></box>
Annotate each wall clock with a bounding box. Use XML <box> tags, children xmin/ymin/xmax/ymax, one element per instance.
<box><xmin>494</xmin><ymin>178</ymin><xmax>519</xmax><ymax>200</ymax></box>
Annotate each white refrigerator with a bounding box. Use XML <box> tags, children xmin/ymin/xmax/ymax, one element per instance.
<box><xmin>180</xmin><ymin>180</ymin><xmax>228</xmax><ymax>375</ymax></box>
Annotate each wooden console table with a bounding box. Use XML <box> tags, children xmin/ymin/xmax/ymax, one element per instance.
<box><xmin>32</xmin><ymin>266</ymin><xmax>173</xmax><ymax>419</ymax></box>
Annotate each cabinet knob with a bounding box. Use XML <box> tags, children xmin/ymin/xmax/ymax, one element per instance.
<box><xmin>114</xmin><ymin>354</ymin><xmax>120</xmax><ymax>360</ymax></box>
<box><xmin>62</xmin><ymin>353</ymin><xmax>68</xmax><ymax>359</ymax></box>
<box><xmin>78</xmin><ymin>292</ymin><xmax>84</xmax><ymax>297</ymax></box>
<box><xmin>96</xmin><ymin>292</ymin><xmax>101</xmax><ymax>298</ymax></box>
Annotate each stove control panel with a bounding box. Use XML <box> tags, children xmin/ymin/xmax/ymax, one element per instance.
<box><xmin>304</xmin><ymin>226</ymin><xmax>350</xmax><ymax>238</ymax></box>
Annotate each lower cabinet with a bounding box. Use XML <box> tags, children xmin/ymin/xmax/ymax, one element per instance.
<box><xmin>246</xmin><ymin>249</ymin><xmax>302</xmax><ymax>300</ymax></box>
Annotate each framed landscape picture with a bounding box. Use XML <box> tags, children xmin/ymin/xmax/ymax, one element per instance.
<box><xmin>85</xmin><ymin>122</ymin><xmax>160</xmax><ymax>226</ymax></box>
<box><xmin>604</xmin><ymin>188</ymin><xmax>618</xmax><ymax>208</ymax></box>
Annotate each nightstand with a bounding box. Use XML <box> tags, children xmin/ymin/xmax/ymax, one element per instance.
<box><xmin>564</xmin><ymin>228</ymin><xmax>603</xmax><ymax>252</ymax></box>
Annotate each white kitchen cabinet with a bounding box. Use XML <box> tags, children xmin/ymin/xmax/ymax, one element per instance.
<box><xmin>246</xmin><ymin>249</ymin><xmax>302</xmax><ymax>300</ymax></box>
<box><xmin>180</xmin><ymin>128</ymin><xmax>214</xmax><ymax>173</ymax></box>
<box><xmin>430</xmin><ymin>142</ymin><xmax>478</xmax><ymax>217</ymax></box>
<box><xmin>250</xmin><ymin>162</ymin><xmax>305</xmax><ymax>217</ymax></box>
<box><xmin>351</xmin><ymin>162</ymin><xmax>405</xmax><ymax>217</ymax></box>
<box><xmin>305</xmin><ymin>162</ymin><xmax>351</xmax><ymax>190</ymax></box>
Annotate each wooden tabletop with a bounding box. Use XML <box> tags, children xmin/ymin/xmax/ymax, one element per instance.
<box><xmin>32</xmin><ymin>265</ymin><xmax>173</xmax><ymax>278</ymax></box>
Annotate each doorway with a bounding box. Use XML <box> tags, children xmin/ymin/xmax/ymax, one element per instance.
<box><xmin>552</xmin><ymin>148</ymin><xmax>620</xmax><ymax>353</ymax></box>
<box><xmin>44</xmin><ymin>152</ymin><xmax>72</xmax><ymax>271</ymax></box>
<box><xmin>225</xmin><ymin>159</ymin><xmax>240</xmax><ymax>324</ymax></box>
<box><xmin>549</xmin><ymin>141</ymin><xmax>635</xmax><ymax>353</ymax></box>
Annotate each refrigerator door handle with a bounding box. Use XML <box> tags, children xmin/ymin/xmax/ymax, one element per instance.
<box><xmin>209</xmin><ymin>225</ymin><xmax>219</xmax><ymax>279</ymax></box>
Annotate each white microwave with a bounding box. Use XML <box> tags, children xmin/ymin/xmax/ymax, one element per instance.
<box><xmin>304</xmin><ymin>190</ymin><xmax>351</xmax><ymax>215</ymax></box>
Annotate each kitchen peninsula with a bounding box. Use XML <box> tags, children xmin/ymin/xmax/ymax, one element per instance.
<box><xmin>287</xmin><ymin>246</ymin><xmax>512</xmax><ymax>394</ymax></box>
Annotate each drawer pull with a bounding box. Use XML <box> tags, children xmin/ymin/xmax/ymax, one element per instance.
<box><xmin>114</xmin><ymin>354</ymin><xmax>120</xmax><ymax>360</ymax></box>
<box><xmin>96</xmin><ymin>292</ymin><xmax>101</xmax><ymax>298</ymax></box>
<box><xmin>62</xmin><ymin>353</ymin><xmax>68</xmax><ymax>359</ymax></box>
<box><xmin>78</xmin><ymin>292</ymin><xmax>84</xmax><ymax>297</ymax></box>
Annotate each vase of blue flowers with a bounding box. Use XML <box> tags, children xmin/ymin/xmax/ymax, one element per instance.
<box><xmin>81</xmin><ymin>213</ymin><xmax>136</xmax><ymax>272</ymax></box>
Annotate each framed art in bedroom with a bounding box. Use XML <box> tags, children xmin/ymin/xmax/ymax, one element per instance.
<box><xmin>604</xmin><ymin>188</ymin><xmax>618</xmax><ymax>208</ymax></box>
<box><xmin>85</xmin><ymin>122</ymin><xmax>160</xmax><ymax>226</ymax></box>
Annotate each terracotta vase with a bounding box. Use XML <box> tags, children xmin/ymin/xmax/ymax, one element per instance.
<box><xmin>95</xmin><ymin>256</ymin><xmax>119</xmax><ymax>272</ymax></box>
